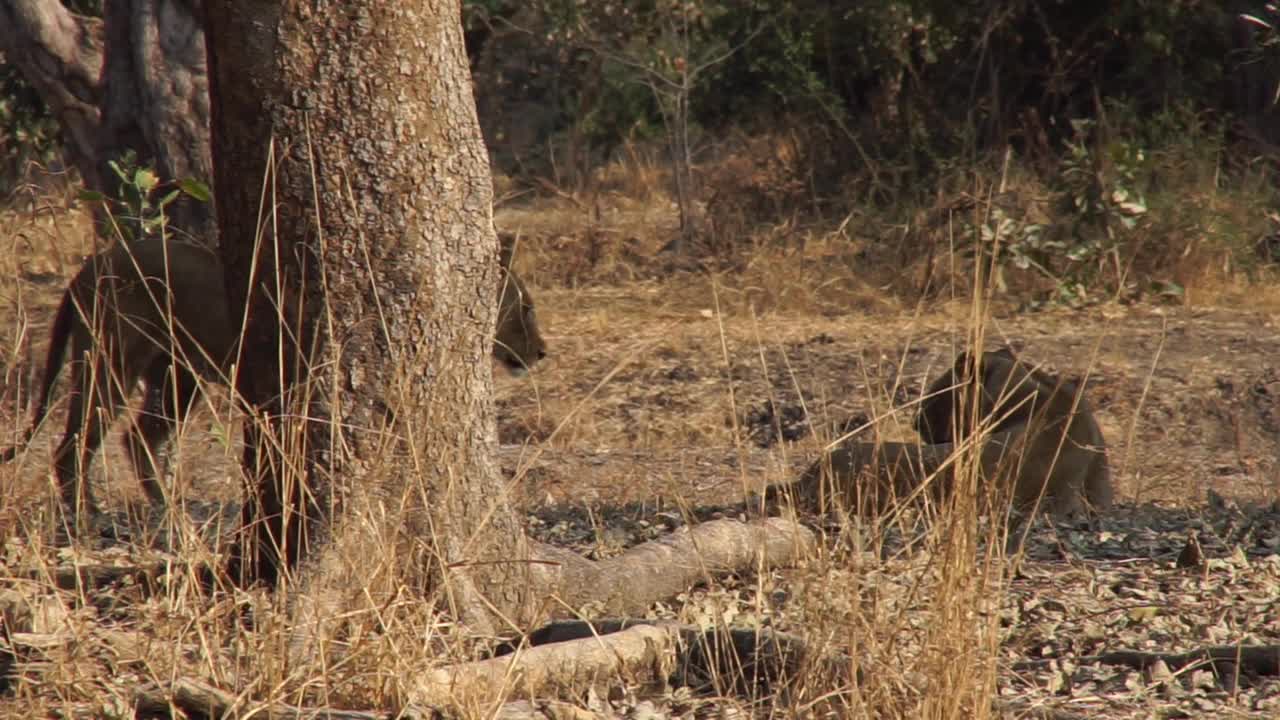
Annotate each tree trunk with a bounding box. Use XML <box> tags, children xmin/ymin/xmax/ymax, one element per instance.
<box><xmin>202</xmin><ymin>0</ymin><xmax>532</xmax><ymax>627</ymax></box>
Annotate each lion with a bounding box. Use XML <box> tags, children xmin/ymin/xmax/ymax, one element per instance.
<box><xmin>776</xmin><ymin>438</ymin><xmax>1014</xmax><ymax>518</ymax></box>
<box><xmin>773</xmin><ymin>348</ymin><xmax>1112</xmax><ymax>520</ymax></box>
<box><xmin>493</xmin><ymin>235</ymin><xmax>548</xmax><ymax>377</ymax></box>
<box><xmin>913</xmin><ymin>347</ymin><xmax>1112</xmax><ymax>517</ymax></box>
<box><xmin>2</xmin><ymin>234</ymin><xmax>547</xmax><ymax>526</ymax></box>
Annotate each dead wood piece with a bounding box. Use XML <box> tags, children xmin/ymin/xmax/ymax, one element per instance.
<box><xmin>1088</xmin><ymin>644</ymin><xmax>1280</xmax><ymax>676</ymax></box>
<box><xmin>411</xmin><ymin>623</ymin><xmax>675</xmax><ymax>707</ymax></box>
<box><xmin>5</xmin><ymin>631</ymin><xmax>73</xmax><ymax>651</ymax></box>
<box><xmin>530</xmin><ymin>517</ymin><xmax>815</xmax><ymax>617</ymax></box>
<box><xmin>993</xmin><ymin>701</ymin><xmax>1090</xmax><ymax>720</ymax></box>
<box><xmin>494</xmin><ymin>618</ymin><xmax>657</xmax><ymax>654</ymax></box>
<box><xmin>141</xmin><ymin>621</ymin><xmax>829</xmax><ymax>718</ymax></box>
<box><xmin>507</xmin><ymin>617</ymin><xmax>830</xmax><ymax>687</ymax></box>
<box><xmin>58</xmin><ymin>561</ymin><xmax>168</xmax><ymax>591</ymax></box>
<box><xmin>17</xmin><ymin>561</ymin><xmax>172</xmax><ymax>592</ymax></box>
<box><xmin>133</xmin><ymin>677</ymin><xmax>426</xmax><ymax>720</ymax></box>
<box><xmin>423</xmin><ymin>618</ymin><xmax>845</xmax><ymax>709</ymax></box>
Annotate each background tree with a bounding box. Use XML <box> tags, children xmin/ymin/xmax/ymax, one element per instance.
<box><xmin>0</xmin><ymin>0</ymin><xmax>212</xmax><ymax>241</ymax></box>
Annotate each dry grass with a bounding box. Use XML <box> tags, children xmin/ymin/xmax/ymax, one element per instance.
<box><xmin>1</xmin><ymin>145</ymin><xmax>1279</xmax><ymax>718</ymax></box>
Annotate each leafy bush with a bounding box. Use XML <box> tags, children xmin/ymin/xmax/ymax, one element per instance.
<box><xmin>0</xmin><ymin>65</ymin><xmax>65</xmax><ymax>194</ymax></box>
<box><xmin>79</xmin><ymin>152</ymin><xmax>210</xmax><ymax>244</ymax></box>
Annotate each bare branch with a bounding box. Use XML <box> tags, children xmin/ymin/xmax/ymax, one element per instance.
<box><xmin>687</xmin><ymin>22</ymin><xmax>766</xmax><ymax>81</ymax></box>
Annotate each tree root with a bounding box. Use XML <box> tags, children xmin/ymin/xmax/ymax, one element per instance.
<box><xmin>528</xmin><ymin>517</ymin><xmax>815</xmax><ymax>617</ymax></box>
<box><xmin>134</xmin><ymin>680</ymin><xmax>614</xmax><ymax>720</ymax></box>
<box><xmin>484</xmin><ymin>618</ymin><xmax>836</xmax><ymax>697</ymax></box>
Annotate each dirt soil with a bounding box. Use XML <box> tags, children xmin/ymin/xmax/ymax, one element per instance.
<box><xmin>2</xmin><ymin>212</ymin><xmax>1280</xmax><ymax>716</ymax></box>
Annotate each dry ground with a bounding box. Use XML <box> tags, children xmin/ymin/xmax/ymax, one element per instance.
<box><xmin>2</xmin><ymin>196</ymin><xmax>1280</xmax><ymax>716</ymax></box>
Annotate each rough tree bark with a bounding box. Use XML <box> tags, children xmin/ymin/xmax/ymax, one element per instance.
<box><xmin>98</xmin><ymin>0</ymin><xmax>213</xmax><ymax>242</ymax></box>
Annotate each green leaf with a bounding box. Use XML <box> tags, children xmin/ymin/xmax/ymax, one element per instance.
<box><xmin>157</xmin><ymin>189</ymin><xmax>181</xmax><ymax>208</ymax></box>
<box><xmin>178</xmin><ymin>177</ymin><xmax>212</xmax><ymax>203</ymax></box>
<box><xmin>108</xmin><ymin>160</ymin><xmax>128</xmax><ymax>182</ymax></box>
<box><xmin>79</xmin><ymin>189</ymin><xmax>107</xmax><ymax>203</ymax></box>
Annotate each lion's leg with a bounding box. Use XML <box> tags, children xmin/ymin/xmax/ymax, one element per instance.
<box><xmin>127</xmin><ymin>359</ymin><xmax>199</xmax><ymax>507</ymax></box>
<box><xmin>52</xmin><ymin>352</ymin><xmax>128</xmax><ymax>528</ymax></box>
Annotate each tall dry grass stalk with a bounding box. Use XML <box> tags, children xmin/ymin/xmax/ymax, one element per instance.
<box><xmin>915</xmin><ymin>210</ymin><xmax>1004</xmax><ymax>720</ymax></box>
<box><xmin>763</xmin><ymin>191</ymin><xmax>1021</xmax><ymax>719</ymax></box>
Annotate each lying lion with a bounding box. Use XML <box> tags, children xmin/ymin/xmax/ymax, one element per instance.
<box><xmin>775</xmin><ymin>348</ymin><xmax>1112</xmax><ymax>520</ymax></box>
